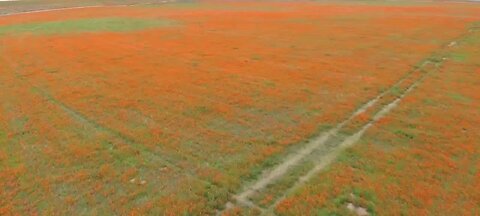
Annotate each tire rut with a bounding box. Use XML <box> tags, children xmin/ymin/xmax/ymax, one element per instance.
<box><xmin>0</xmin><ymin>39</ymin><xmax>212</xmax><ymax>185</ymax></box>
<box><xmin>217</xmin><ymin>36</ymin><xmax>464</xmax><ymax>215</ymax></box>
<box><xmin>263</xmin><ymin>60</ymin><xmax>441</xmax><ymax>215</ymax></box>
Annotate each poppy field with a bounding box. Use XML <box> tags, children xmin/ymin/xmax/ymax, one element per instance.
<box><xmin>272</xmin><ymin>23</ymin><xmax>480</xmax><ymax>216</ymax></box>
<box><xmin>0</xmin><ymin>1</ymin><xmax>479</xmax><ymax>215</ymax></box>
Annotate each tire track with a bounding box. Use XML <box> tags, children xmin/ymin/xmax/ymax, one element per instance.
<box><xmin>0</xmin><ymin>38</ymin><xmax>217</xmax><ymax>186</ymax></box>
<box><xmin>1</xmin><ymin>52</ymin><xmax>230</xmax><ymax>198</ymax></box>
<box><xmin>263</xmin><ymin>60</ymin><xmax>441</xmax><ymax>215</ymax></box>
<box><xmin>217</xmin><ymin>58</ymin><xmax>435</xmax><ymax>215</ymax></box>
<box><xmin>219</xmin><ymin>26</ymin><xmax>476</xmax><ymax>215</ymax></box>
<box><xmin>0</xmin><ymin>5</ymin><xmax>104</xmax><ymax>17</ymax></box>
<box><xmin>0</xmin><ymin>0</ymin><xmax>184</xmax><ymax>170</ymax></box>
<box><xmin>0</xmin><ymin>1</ymin><xmax>175</xmax><ymax>17</ymax></box>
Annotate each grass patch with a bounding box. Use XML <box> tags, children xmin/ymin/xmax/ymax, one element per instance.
<box><xmin>449</xmin><ymin>52</ymin><xmax>468</xmax><ymax>62</ymax></box>
<box><xmin>0</xmin><ymin>129</ymin><xmax>6</xmax><ymax>143</ymax></box>
<box><xmin>390</xmin><ymin>86</ymin><xmax>403</xmax><ymax>97</ymax></box>
<box><xmin>0</xmin><ymin>17</ymin><xmax>178</xmax><ymax>36</ymax></box>
<box><xmin>423</xmin><ymin>98</ymin><xmax>438</xmax><ymax>106</ymax></box>
<box><xmin>251</xmin><ymin>54</ymin><xmax>263</xmax><ymax>61</ymax></box>
<box><xmin>394</xmin><ymin>129</ymin><xmax>415</xmax><ymax>140</ymax></box>
<box><xmin>183</xmin><ymin>106</ymin><xmax>211</xmax><ymax>118</ymax></box>
<box><xmin>139</xmin><ymin>2</ymin><xmax>285</xmax><ymax>12</ymax></box>
<box><xmin>448</xmin><ymin>92</ymin><xmax>472</xmax><ymax>104</ymax></box>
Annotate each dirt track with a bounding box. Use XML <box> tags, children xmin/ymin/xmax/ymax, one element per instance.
<box><xmin>218</xmin><ymin>29</ymin><xmax>473</xmax><ymax>213</ymax></box>
<box><xmin>217</xmin><ymin>60</ymin><xmax>431</xmax><ymax>214</ymax></box>
<box><xmin>0</xmin><ymin>0</ymin><xmax>179</xmax><ymax>16</ymax></box>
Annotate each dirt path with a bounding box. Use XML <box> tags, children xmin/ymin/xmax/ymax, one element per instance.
<box><xmin>262</xmin><ymin>26</ymin><xmax>479</xmax><ymax>212</ymax></box>
<box><xmin>0</xmin><ymin>5</ymin><xmax>103</xmax><ymax>17</ymax></box>
<box><xmin>0</xmin><ymin>0</ymin><xmax>176</xmax><ymax>17</ymax></box>
<box><xmin>216</xmin><ymin>26</ymin><xmax>479</xmax><ymax>213</ymax></box>
<box><xmin>216</xmin><ymin>57</ymin><xmax>440</xmax><ymax>215</ymax></box>
<box><xmin>262</xmin><ymin>60</ymin><xmax>440</xmax><ymax>215</ymax></box>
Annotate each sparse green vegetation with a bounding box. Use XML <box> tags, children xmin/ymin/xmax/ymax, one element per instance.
<box><xmin>0</xmin><ymin>17</ymin><xmax>178</xmax><ymax>36</ymax></box>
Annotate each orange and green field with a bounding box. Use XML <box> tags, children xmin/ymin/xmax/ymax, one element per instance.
<box><xmin>0</xmin><ymin>1</ymin><xmax>479</xmax><ymax>215</ymax></box>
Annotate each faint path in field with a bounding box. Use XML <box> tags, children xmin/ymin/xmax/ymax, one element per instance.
<box><xmin>4</xmin><ymin>62</ymin><xmax>180</xmax><ymax>170</ymax></box>
<box><xmin>0</xmin><ymin>5</ymin><xmax>104</xmax><ymax>17</ymax></box>
<box><xmin>217</xmin><ymin>28</ymin><xmax>478</xmax><ymax>214</ymax></box>
<box><xmin>0</xmin><ymin>49</ymin><xmax>226</xmax><ymax>193</ymax></box>
<box><xmin>0</xmin><ymin>0</ymin><xmax>183</xmax><ymax>166</ymax></box>
<box><xmin>217</xmin><ymin>58</ymin><xmax>435</xmax><ymax>215</ymax></box>
<box><xmin>263</xmin><ymin>60</ymin><xmax>440</xmax><ymax>215</ymax></box>
<box><xmin>0</xmin><ymin>38</ymin><xmax>198</xmax><ymax>180</ymax></box>
<box><xmin>221</xmin><ymin>27</ymin><xmax>477</xmax><ymax>214</ymax></box>
<box><xmin>0</xmin><ymin>0</ymin><xmax>176</xmax><ymax>17</ymax></box>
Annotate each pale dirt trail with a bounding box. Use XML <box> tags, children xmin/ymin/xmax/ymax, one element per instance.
<box><xmin>262</xmin><ymin>60</ymin><xmax>441</xmax><ymax>215</ymax></box>
<box><xmin>240</xmin><ymin>29</ymin><xmax>474</xmax><ymax>214</ymax></box>
<box><xmin>217</xmin><ymin>59</ymin><xmax>434</xmax><ymax>215</ymax></box>
<box><xmin>0</xmin><ymin>5</ymin><xmax>104</xmax><ymax>17</ymax></box>
<box><xmin>218</xmin><ymin>31</ymin><xmax>473</xmax><ymax>214</ymax></box>
<box><xmin>0</xmin><ymin>1</ymin><xmax>176</xmax><ymax>17</ymax></box>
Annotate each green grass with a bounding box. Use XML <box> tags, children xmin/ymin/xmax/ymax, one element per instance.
<box><xmin>0</xmin><ymin>129</ymin><xmax>6</xmax><ymax>142</ymax></box>
<box><xmin>390</xmin><ymin>86</ymin><xmax>403</xmax><ymax>97</ymax></box>
<box><xmin>0</xmin><ymin>17</ymin><xmax>178</xmax><ymax>36</ymax></box>
<box><xmin>450</xmin><ymin>52</ymin><xmax>469</xmax><ymax>62</ymax></box>
<box><xmin>139</xmin><ymin>2</ymin><xmax>285</xmax><ymax>12</ymax></box>
<box><xmin>183</xmin><ymin>106</ymin><xmax>211</xmax><ymax>118</ymax></box>
<box><xmin>394</xmin><ymin>129</ymin><xmax>416</xmax><ymax>140</ymax></box>
<box><xmin>448</xmin><ymin>92</ymin><xmax>472</xmax><ymax>104</ymax></box>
